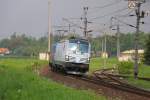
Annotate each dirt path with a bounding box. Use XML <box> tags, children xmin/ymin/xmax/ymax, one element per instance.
<box><xmin>40</xmin><ymin>66</ymin><xmax>150</xmax><ymax>100</ymax></box>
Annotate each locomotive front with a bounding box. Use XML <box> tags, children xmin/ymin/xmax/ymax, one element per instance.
<box><xmin>64</xmin><ymin>39</ymin><xmax>91</xmax><ymax>74</ymax></box>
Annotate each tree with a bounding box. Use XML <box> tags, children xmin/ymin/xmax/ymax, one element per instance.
<box><xmin>144</xmin><ymin>34</ymin><xmax>150</xmax><ymax>65</ymax></box>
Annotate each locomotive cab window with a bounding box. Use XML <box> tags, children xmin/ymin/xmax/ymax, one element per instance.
<box><xmin>69</xmin><ymin>39</ymin><xmax>89</xmax><ymax>54</ymax></box>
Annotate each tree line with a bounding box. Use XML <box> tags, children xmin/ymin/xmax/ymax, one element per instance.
<box><xmin>0</xmin><ymin>33</ymin><xmax>48</xmax><ymax>56</ymax></box>
<box><xmin>90</xmin><ymin>32</ymin><xmax>149</xmax><ymax>56</ymax></box>
<box><xmin>0</xmin><ymin>32</ymin><xmax>149</xmax><ymax>63</ymax></box>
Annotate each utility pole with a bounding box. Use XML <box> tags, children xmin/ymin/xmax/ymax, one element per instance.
<box><xmin>48</xmin><ymin>0</ymin><xmax>52</xmax><ymax>61</ymax></box>
<box><xmin>134</xmin><ymin>0</ymin><xmax>145</xmax><ymax>79</ymax></box>
<box><xmin>134</xmin><ymin>2</ymin><xmax>141</xmax><ymax>79</ymax></box>
<box><xmin>104</xmin><ymin>31</ymin><xmax>107</xmax><ymax>68</ymax></box>
<box><xmin>73</xmin><ymin>29</ymin><xmax>76</xmax><ymax>34</ymax></box>
<box><xmin>101</xmin><ymin>24</ymin><xmax>107</xmax><ymax>68</ymax></box>
<box><xmin>116</xmin><ymin>23</ymin><xmax>120</xmax><ymax>59</ymax></box>
<box><xmin>101</xmin><ymin>39</ymin><xmax>104</xmax><ymax>53</ymax></box>
<box><xmin>110</xmin><ymin>17</ymin><xmax>121</xmax><ymax>59</ymax></box>
<box><xmin>82</xmin><ymin>7</ymin><xmax>88</xmax><ymax>39</ymax></box>
<box><xmin>126</xmin><ymin>0</ymin><xmax>145</xmax><ymax>79</ymax></box>
<box><xmin>68</xmin><ymin>24</ymin><xmax>71</xmax><ymax>33</ymax></box>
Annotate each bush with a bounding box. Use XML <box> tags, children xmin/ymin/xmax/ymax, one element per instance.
<box><xmin>144</xmin><ymin>35</ymin><xmax>150</xmax><ymax>65</ymax></box>
<box><xmin>117</xmin><ymin>61</ymin><xmax>134</xmax><ymax>75</ymax></box>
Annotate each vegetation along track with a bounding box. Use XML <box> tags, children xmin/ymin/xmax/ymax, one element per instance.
<box><xmin>40</xmin><ymin>66</ymin><xmax>150</xmax><ymax>100</ymax></box>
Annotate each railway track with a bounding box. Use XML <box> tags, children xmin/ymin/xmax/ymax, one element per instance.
<box><xmin>66</xmin><ymin>69</ymin><xmax>150</xmax><ymax>98</ymax></box>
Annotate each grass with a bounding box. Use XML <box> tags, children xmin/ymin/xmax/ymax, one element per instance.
<box><xmin>127</xmin><ymin>78</ymin><xmax>150</xmax><ymax>90</ymax></box>
<box><xmin>126</xmin><ymin>64</ymin><xmax>150</xmax><ymax>90</ymax></box>
<box><xmin>89</xmin><ymin>57</ymin><xmax>118</xmax><ymax>72</ymax></box>
<box><xmin>138</xmin><ymin>64</ymin><xmax>150</xmax><ymax>78</ymax></box>
<box><xmin>1</xmin><ymin>57</ymin><xmax>149</xmax><ymax>100</ymax></box>
<box><xmin>89</xmin><ymin>57</ymin><xmax>150</xmax><ymax>90</ymax></box>
<box><xmin>0</xmin><ymin>58</ymin><xmax>106</xmax><ymax>100</ymax></box>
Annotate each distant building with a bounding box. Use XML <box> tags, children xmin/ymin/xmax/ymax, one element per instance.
<box><xmin>101</xmin><ymin>52</ymin><xmax>108</xmax><ymax>59</ymax></box>
<box><xmin>91</xmin><ymin>51</ymin><xmax>108</xmax><ymax>58</ymax></box>
<box><xmin>39</xmin><ymin>52</ymin><xmax>49</xmax><ymax>61</ymax></box>
<box><xmin>91</xmin><ymin>51</ymin><xmax>101</xmax><ymax>58</ymax></box>
<box><xmin>118</xmin><ymin>49</ymin><xmax>144</xmax><ymax>62</ymax></box>
<box><xmin>0</xmin><ymin>48</ymin><xmax>10</xmax><ymax>55</ymax></box>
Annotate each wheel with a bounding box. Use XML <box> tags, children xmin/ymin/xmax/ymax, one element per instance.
<box><xmin>51</xmin><ymin>64</ymin><xmax>56</xmax><ymax>72</ymax></box>
<box><xmin>49</xmin><ymin>62</ymin><xmax>52</xmax><ymax>67</ymax></box>
<box><xmin>51</xmin><ymin>65</ymin><xmax>55</xmax><ymax>72</ymax></box>
<box><xmin>61</xmin><ymin>66</ymin><xmax>67</xmax><ymax>75</ymax></box>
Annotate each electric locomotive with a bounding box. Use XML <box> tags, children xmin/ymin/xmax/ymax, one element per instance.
<box><xmin>50</xmin><ymin>38</ymin><xmax>91</xmax><ymax>74</ymax></box>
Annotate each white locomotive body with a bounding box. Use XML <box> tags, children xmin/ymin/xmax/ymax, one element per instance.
<box><xmin>50</xmin><ymin>38</ymin><xmax>91</xmax><ymax>74</ymax></box>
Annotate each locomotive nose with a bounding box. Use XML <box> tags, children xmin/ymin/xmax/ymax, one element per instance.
<box><xmin>76</xmin><ymin>57</ymin><xmax>80</xmax><ymax>63</ymax></box>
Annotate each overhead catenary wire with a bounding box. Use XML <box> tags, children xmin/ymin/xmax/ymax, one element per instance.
<box><xmin>111</xmin><ymin>17</ymin><xmax>144</xmax><ymax>33</ymax></box>
<box><xmin>61</xmin><ymin>1</ymin><xmax>130</xmax><ymax>32</ymax></box>
<box><xmin>59</xmin><ymin>0</ymin><xmax>149</xmax><ymax>38</ymax></box>
<box><xmin>91</xmin><ymin>0</ymin><xmax>122</xmax><ymax>9</ymax></box>
<box><xmin>116</xmin><ymin>9</ymin><xmax>136</xmax><ymax>18</ymax></box>
<box><xmin>88</xmin><ymin>0</ymin><xmax>122</xmax><ymax>14</ymax></box>
<box><xmin>63</xmin><ymin>17</ymin><xmax>82</xmax><ymax>20</ymax></box>
<box><xmin>53</xmin><ymin>25</ymin><xmax>74</xmax><ymax>28</ymax></box>
<box><xmin>143</xmin><ymin>22</ymin><xmax>150</xmax><ymax>25</ymax></box>
<box><xmin>62</xmin><ymin>18</ymin><xmax>84</xmax><ymax>30</ymax></box>
<box><xmin>112</xmin><ymin>17</ymin><xmax>136</xmax><ymax>28</ymax></box>
<box><xmin>89</xmin><ymin>7</ymin><xmax>128</xmax><ymax>21</ymax></box>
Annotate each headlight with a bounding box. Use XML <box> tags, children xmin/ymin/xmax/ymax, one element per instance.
<box><xmin>86</xmin><ymin>58</ymin><xmax>90</xmax><ymax>63</ymax></box>
<box><xmin>65</xmin><ymin>55</ymin><xmax>69</xmax><ymax>61</ymax></box>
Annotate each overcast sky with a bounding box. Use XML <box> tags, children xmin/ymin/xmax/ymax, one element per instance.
<box><xmin>0</xmin><ymin>0</ymin><xmax>150</xmax><ymax>39</ymax></box>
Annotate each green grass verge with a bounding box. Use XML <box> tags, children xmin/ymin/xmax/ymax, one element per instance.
<box><xmin>89</xmin><ymin>57</ymin><xmax>118</xmax><ymax>73</ymax></box>
<box><xmin>138</xmin><ymin>64</ymin><xmax>150</xmax><ymax>78</ymax></box>
<box><xmin>0</xmin><ymin>58</ymin><xmax>106</xmax><ymax>100</ymax></box>
<box><xmin>126</xmin><ymin>64</ymin><xmax>150</xmax><ymax>90</ymax></box>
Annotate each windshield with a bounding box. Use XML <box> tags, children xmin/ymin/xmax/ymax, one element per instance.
<box><xmin>69</xmin><ymin>43</ymin><xmax>77</xmax><ymax>51</ymax></box>
<box><xmin>79</xmin><ymin>43</ymin><xmax>89</xmax><ymax>53</ymax></box>
<box><xmin>69</xmin><ymin>40</ymin><xmax>89</xmax><ymax>53</ymax></box>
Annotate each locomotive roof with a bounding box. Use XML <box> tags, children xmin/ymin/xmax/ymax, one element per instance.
<box><xmin>59</xmin><ymin>38</ymin><xmax>89</xmax><ymax>43</ymax></box>
<box><xmin>69</xmin><ymin>38</ymin><xmax>89</xmax><ymax>42</ymax></box>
